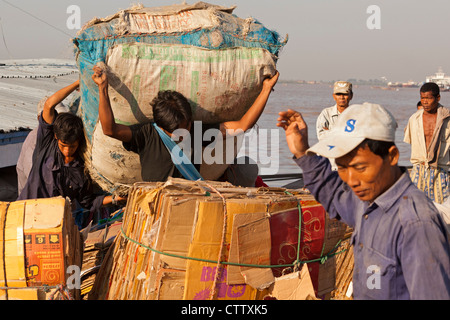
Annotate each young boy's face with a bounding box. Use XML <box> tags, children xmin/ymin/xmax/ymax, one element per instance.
<box><xmin>57</xmin><ymin>139</ymin><xmax>79</xmax><ymax>158</ymax></box>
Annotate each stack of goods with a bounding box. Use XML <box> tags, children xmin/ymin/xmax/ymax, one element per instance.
<box><xmin>80</xmin><ymin>218</ymin><xmax>123</xmax><ymax>299</ymax></box>
<box><xmin>72</xmin><ymin>2</ymin><xmax>287</xmax><ymax>193</ymax></box>
<box><xmin>90</xmin><ymin>178</ymin><xmax>347</xmax><ymax>300</ymax></box>
<box><xmin>0</xmin><ymin>197</ymin><xmax>82</xmax><ymax>300</ymax></box>
<box><xmin>330</xmin><ymin>231</ymin><xmax>354</xmax><ymax>300</ymax></box>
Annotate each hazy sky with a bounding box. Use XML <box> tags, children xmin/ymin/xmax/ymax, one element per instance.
<box><xmin>0</xmin><ymin>0</ymin><xmax>449</xmax><ymax>82</ymax></box>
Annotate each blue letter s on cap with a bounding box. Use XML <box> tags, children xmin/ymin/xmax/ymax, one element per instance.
<box><xmin>345</xmin><ymin>119</ymin><xmax>356</xmax><ymax>133</ymax></box>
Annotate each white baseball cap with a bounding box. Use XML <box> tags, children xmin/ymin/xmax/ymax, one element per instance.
<box><xmin>307</xmin><ymin>103</ymin><xmax>397</xmax><ymax>158</ymax></box>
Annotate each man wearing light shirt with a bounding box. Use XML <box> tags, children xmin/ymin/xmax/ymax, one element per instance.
<box><xmin>316</xmin><ymin>81</ymin><xmax>353</xmax><ymax>140</ymax></box>
<box><xmin>316</xmin><ymin>81</ymin><xmax>353</xmax><ymax>170</ymax></box>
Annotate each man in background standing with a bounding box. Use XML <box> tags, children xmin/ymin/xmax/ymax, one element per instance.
<box><xmin>404</xmin><ymin>82</ymin><xmax>450</xmax><ymax>204</ymax></box>
<box><xmin>316</xmin><ymin>81</ymin><xmax>353</xmax><ymax>170</ymax></box>
<box><xmin>316</xmin><ymin>81</ymin><xmax>353</xmax><ymax>140</ymax></box>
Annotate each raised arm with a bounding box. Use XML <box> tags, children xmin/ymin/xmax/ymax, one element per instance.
<box><xmin>276</xmin><ymin>109</ymin><xmax>310</xmax><ymax>159</ymax></box>
<box><xmin>92</xmin><ymin>65</ymin><xmax>132</xmax><ymax>142</ymax></box>
<box><xmin>221</xmin><ymin>71</ymin><xmax>279</xmax><ymax>135</ymax></box>
<box><xmin>278</xmin><ymin>109</ymin><xmax>355</xmax><ymax>226</ymax></box>
<box><xmin>42</xmin><ymin>80</ymin><xmax>79</xmax><ymax>124</ymax></box>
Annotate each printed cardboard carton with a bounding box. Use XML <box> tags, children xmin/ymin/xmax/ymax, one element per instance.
<box><xmin>0</xmin><ymin>197</ymin><xmax>82</xmax><ymax>300</ymax></box>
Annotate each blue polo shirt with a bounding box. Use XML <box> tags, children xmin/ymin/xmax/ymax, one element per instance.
<box><xmin>18</xmin><ymin>111</ymin><xmax>104</xmax><ymax>222</ymax></box>
<box><xmin>296</xmin><ymin>154</ymin><xmax>450</xmax><ymax>300</ymax></box>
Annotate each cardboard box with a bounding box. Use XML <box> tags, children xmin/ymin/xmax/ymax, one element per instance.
<box><xmin>266</xmin><ymin>264</ymin><xmax>319</xmax><ymax>300</ymax></box>
<box><xmin>0</xmin><ymin>197</ymin><xmax>82</xmax><ymax>300</ymax></box>
<box><xmin>96</xmin><ymin>178</ymin><xmax>347</xmax><ymax>300</ymax></box>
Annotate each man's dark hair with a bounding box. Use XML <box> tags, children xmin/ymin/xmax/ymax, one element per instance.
<box><xmin>420</xmin><ymin>82</ymin><xmax>440</xmax><ymax>98</ymax></box>
<box><xmin>53</xmin><ymin>112</ymin><xmax>85</xmax><ymax>146</ymax></box>
<box><xmin>151</xmin><ymin>91</ymin><xmax>192</xmax><ymax>133</ymax></box>
<box><xmin>358</xmin><ymin>139</ymin><xmax>395</xmax><ymax>159</ymax></box>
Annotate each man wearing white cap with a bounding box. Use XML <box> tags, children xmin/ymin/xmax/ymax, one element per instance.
<box><xmin>316</xmin><ymin>81</ymin><xmax>353</xmax><ymax>140</ymax></box>
<box><xmin>277</xmin><ymin>103</ymin><xmax>450</xmax><ymax>300</ymax></box>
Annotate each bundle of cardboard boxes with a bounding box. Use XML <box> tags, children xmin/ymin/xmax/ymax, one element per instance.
<box><xmin>0</xmin><ymin>179</ymin><xmax>352</xmax><ymax>300</ymax></box>
<box><xmin>90</xmin><ymin>178</ymin><xmax>348</xmax><ymax>300</ymax></box>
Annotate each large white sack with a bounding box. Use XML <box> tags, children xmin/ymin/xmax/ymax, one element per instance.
<box><xmin>73</xmin><ymin>2</ymin><xmax>287</xmax><ymax>192</ymax></box>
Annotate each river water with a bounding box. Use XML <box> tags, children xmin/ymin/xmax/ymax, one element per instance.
<box><xmin>239</xmin><ymin>82</ymin><xmax>450</xmax><ymax>184</ymax></box>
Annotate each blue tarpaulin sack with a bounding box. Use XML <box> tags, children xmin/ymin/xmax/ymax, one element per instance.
<box><xmin>72</xmin><ymin>2</ymin><xmax>287</xmax><ymax>193</ymax></box>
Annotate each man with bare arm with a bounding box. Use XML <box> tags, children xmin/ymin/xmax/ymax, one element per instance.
<box><xmin>404</xmin><ymin>82</ymin><xmax>450</xmax><ymax>204</ymax></box>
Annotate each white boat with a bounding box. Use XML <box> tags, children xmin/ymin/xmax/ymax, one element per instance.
<box><xmin>426</xmin><ymin>67</ymin><xmax>450</xmax><ymax>88</ymax></box>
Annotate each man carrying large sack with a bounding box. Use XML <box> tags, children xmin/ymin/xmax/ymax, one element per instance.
<box><xmin>92</xmin><ymin>65</ymin><xmax>279</xmax><ymax>183</ymax></box>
